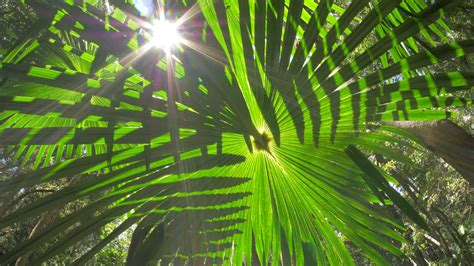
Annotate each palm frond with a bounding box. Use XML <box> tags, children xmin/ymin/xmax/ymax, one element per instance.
<box><xmin>0</xmin><ymin>0</ymin><xmax>472</xmax><ymax>264</ymax></box>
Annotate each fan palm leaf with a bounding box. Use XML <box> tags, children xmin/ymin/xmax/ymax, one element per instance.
<box><xmin>0</xmin><ymin>0</ymin><xmax>472</xmax><ymax>265</ymax></box>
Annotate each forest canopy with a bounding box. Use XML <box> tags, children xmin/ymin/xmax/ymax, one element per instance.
<box><xmin>0</xmin><ymin>0</ymin><xmax>472</xmax><ymax>265</ymax></box>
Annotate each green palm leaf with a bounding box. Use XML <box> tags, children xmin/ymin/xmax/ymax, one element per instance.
<box><xmin>0</xmin><ymin>0</ymin><xmax>472</xmax><ymax>264</ymax></box>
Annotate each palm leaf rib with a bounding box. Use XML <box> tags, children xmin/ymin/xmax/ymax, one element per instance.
<box><xmin>0</xmin><ymin>0</ymin><xmax>472</xmax><ymax>264</ymax></box>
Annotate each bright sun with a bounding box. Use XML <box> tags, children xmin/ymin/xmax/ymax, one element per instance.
<box><xmin>151</xmin><ymin>20</ymin><xmax>181</xmax><ymax>51</ymax></box>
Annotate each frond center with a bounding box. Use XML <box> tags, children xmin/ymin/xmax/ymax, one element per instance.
<box><xmin>253</xmin><ymin>131</ymin><xmax>272</xmax><ymax>152</ymax></box>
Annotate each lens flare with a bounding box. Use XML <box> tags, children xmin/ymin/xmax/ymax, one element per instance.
<box><xmin>151</xmin><ymin>20</ymin><xmax>181</xmax><ymax>51</ymax></box>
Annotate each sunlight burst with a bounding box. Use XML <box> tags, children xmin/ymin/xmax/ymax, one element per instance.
<box><xmin>151</xmin><ymin>19</ymin><xmax>181</xmax><ymax>51</ymax></box>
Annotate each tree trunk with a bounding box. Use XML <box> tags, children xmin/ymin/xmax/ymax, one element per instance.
<box><xmin>14</xmin><ymin>176</ymin><xmax>79</xmax><ymax>265</ymax></box>
<box><xmin>383</xmin><ymin>120</ymin><xmax>474</xmax><ymax>186</ymax></box>
<box><xmin>15</xmin><ymin>211</ymin><xmax>57</xmax><ymax>266</ymax></box>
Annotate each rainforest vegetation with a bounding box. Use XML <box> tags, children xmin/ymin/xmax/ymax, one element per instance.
<box><xmin>0</xmin><ymin>0</ymin><xmax>472</xmax><ymax>265</ymax></box>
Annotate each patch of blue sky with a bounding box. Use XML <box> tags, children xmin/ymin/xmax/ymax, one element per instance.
<box><xmin>134</xmin><ymin>0</ymin><xmax>153</xmax><ymax>16</ymax></box>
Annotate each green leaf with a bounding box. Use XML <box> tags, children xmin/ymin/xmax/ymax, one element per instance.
<box><xmin>345</xmin><ymin>144</ymin><xmax>429</xmax><ymax>231</ymax></box>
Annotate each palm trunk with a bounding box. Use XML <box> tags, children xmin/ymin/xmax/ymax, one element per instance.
<box><xmin>383</xmin><ymin>120</ymin><xmax>474</xmax><ymax>186</ymax></box>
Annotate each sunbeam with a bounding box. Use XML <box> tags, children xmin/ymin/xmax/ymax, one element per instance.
<box><xmin>151</xmin><ymin>19</ymin><xmax>182</xmax><ymax>51</ymax></box>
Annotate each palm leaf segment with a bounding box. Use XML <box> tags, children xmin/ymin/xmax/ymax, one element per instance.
<box><xmin>0</xmin><ymin>0</ymin><xmax>472</xmax><ymax>264</ymax></box>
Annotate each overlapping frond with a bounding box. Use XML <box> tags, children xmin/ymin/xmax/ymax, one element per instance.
<box><xmin>0</xmin><ymin>0</ymin><xmax>472</xmax><ymax>265</ymax></box>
